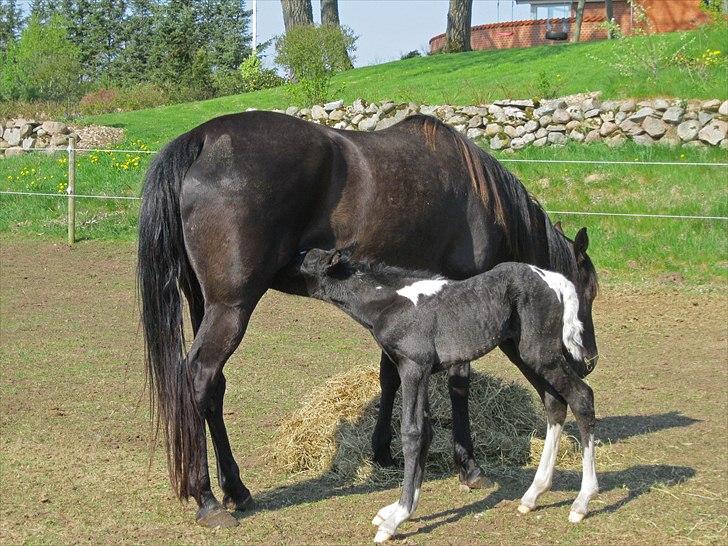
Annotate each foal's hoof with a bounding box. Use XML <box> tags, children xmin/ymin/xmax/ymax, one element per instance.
<box><xmin>568</xmin><ymin>510</ymin><xmax>586</xmax><ymax>523</ymax></box>
<box><xmin>517</xmin><ymin>503</ymin><xmax>533</xmax><ymax>515</ymax></box>
<box><xmin>223</xmin><ymin>492</ymin><xmax>254</xmax><ymax>512</ymax></box>
<box><xmin>196</xmin><ymin>505</ymin><xmax>239</xmax><ymax>528</ymax></box>
<box><xmin>373</xmin><ymin>529</ymin><xmax>394</xmax><ymax>543</ymax></box>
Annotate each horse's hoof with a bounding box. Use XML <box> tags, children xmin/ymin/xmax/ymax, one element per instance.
<box><xmin>568</xmin><ymin>510</ymin><xmax>585</xmax><ymax>523</ymax></box>
<box><xmin>517</xmin><ymin>503</ymin><xmax>533</xmax><ymax>515</ymax></box>
<box><xmin>374</xmin><ymin>529</ymin><xmax>393</xmax><ymax>543</ymax></box>
<box><xmin>459</xmin><ymin>472</ymin><xmax>494</xmax><ymax>490</ymax></box>
<box><xmin>196</xmin><ymin>505</ymin><xmax>239</xmax><ymax>528</ymax></box>
<box><xmin>223</xmin><ymin>492</ymin><xmax>254</xmax><ymax>512</ymax></box>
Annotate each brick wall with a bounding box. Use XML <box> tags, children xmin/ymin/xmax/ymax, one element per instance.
<box><xmin>429</xmin><ymin>0</ymin><xmax>713</xmax><ymax>53</ymax></box>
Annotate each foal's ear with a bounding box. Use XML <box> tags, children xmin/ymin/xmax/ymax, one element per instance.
<box><xmin>574</xmin><ymin>227</ymin><xmax>589</xmax><ymax>256</ymax></box>
<box><xmin>554</xmin><ymin>221</ymin><xmax>564</xmax><ymax>234</ymax></box>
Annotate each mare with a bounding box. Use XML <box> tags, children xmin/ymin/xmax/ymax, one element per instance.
<box><xmin>137</xmin><ymin>111</ymin><xmax>599</xmax><ymax>527</ymax></box>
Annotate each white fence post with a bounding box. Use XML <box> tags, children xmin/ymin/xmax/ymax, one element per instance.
<box><xmin>67</xmin><ymin>136</ymin><xmax>76</xmax><ymax>245</ymax></box>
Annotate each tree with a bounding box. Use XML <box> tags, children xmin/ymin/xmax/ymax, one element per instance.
<box><xmin>0</xmin><ymin>14</ymin><xmax>82</xmax><ymax>101</ymax></box>
<box><xmin>197</xmin><ymin>0</ymin><xmax>252</xmax><ymax>71</ymax></box>
<box><xmin>0</xmin><ymin>0</ymin><xmax>24</xmax><ymax>51</ymax></box>
<box><xmin>605</xmin><ymin>0</ymin><xmax>614</xmax><ymax>38</ymax></box>
<box><xmin>320</xmin><ymin>0</ymin><xmax>352</xmax><ymax>69</ymax></box>
<box><xmin>115</xmin><ymin>0</ymin><xmax>158</xmax><ymax>84</ymax></box>
<box><xmin>281</xmin><ymin>0</ymin><xmax>312</xmax><ymax>31</ymax></box>
<box><xmin>29</xmin><ymin>0</ymin><xmax>57</xmax><ymax>23</ymax></box>
<box><xmin>572</xmin><ymin>0</ymin><xmax>586</xmax><ymax>43</ymax></box>
<box><xmin>444</xmin><ymin>0</ymin><xmax>472</xmax><ymax>53</ymax></box>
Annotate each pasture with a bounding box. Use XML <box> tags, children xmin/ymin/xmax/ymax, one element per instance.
<box><xmin>1</xmin><ymin>238</ymin><xmax>726</xmax><ymax>544</ymax></box>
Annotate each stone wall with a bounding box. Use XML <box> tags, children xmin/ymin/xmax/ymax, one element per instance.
<box><xmin>278</xmin><ymin>95</ymin><xmax>728</xmax><ymax>151</ymax></box>
<box><xmin>1</xmin><ymin>119</ymin><xmax>78</xmax><ymax>157</ymax></box>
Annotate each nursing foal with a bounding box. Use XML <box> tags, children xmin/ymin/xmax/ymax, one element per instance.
<box><xmin>297</xmin><ymin>246</ymin><xmax>599</xmax><ymax>543</ymax></box>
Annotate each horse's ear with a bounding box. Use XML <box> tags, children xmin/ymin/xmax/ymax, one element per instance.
<box><xmin>338</xmin><ymin>241</ymin><xmax>358</xmax><ymax>262</ymax></box>
<box><xmin>574</xmin><ymin>227</ymin><xmax>589</xmax><ymax>256</ymax></box>
<box><xmin>554</xmin><ymin>221</ymin><xmax>564</xmax><ymax>234</ymax></box>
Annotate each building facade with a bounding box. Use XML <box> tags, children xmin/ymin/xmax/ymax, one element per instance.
<box><xmin>429</xmin><ymin>0</ymin><xmax>714</xmax><ymax>53</ymax></box>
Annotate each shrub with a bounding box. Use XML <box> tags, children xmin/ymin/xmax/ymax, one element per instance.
<box><xmin>275</xmin><ymin>24</ymin><xmax>356</xmax><ymax>106</ymax></box>
<box><xmin>400</xmin><ymin>50</ymin><xmax>421</xmax><ymax>60</ymax></box>
<box><xmin>0</xmin><ymin>14</ymin><xmax>82</xmax><ymax>102</ymax></box>
<box><xmin>239</xmin><ymin>53</ymin><xmax>283</xmax><ymax>92</ymax></box>
<box><xmin>78</xmin><ymin>84</ymin><xmax>170</xmax><ymax>115</ymax></box>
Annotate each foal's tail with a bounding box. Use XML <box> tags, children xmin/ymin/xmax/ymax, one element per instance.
<box><xmin>560</xmin><ymin>281</ymin><xmax>585</xmax><ymax>363</ymax></box>
<box><xmin>137</xmin><ymin>130</ymin><xmax>205</xmax><ymax>501</ymax></box>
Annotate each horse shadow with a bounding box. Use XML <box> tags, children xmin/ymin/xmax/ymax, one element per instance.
<box><xmin>235</xmin><ymin>396</ymin><xmax>699</xmax><ymax>532</ymax></box>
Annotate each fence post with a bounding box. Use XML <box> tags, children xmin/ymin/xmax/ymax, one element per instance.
<box><xmin>67</xmin><ymin>136</ymin><xmax>76</xmax><ymax>245</ymax></box>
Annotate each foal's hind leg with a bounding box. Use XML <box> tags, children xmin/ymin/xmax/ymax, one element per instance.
<box><xmin>372</xmin><ymin>352</ymin><xmax>401</xmax><ymax>467</ymax></box>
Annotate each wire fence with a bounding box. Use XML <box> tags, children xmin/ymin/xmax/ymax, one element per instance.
<box><xmin>1</xmin><ymin>142</ymin><xmax>727</xmax><ymax>244</ymax></box>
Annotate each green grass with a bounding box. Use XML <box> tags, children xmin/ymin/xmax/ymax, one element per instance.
<box><xmin>0</xmin><ymin>25</ymin><xmax>727</xmax><ymax>283</ymax></box>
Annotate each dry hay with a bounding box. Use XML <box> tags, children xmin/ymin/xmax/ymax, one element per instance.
<box><xmin>272</xmin><ymin>365</ymin><xmax>592</xmax><ymax>485</ymax></box>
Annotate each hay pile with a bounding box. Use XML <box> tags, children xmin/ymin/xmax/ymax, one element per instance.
<box><xmin>272</xmin><ymin>365</ymin><xmax>588</xmax><ymax>484</ymax></box>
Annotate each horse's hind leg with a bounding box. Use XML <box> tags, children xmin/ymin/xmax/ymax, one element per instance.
<box><xmin>448</xmin><ymin>362</ymin><xmax>490</xmax><ymax>489</ymax></box>
<box><xmin>182</xmin><ymin>266</ymin><xmax>252</xmax><ymax>512</ymax></box>
<box><xmin>208</xmin><ymin>373</ymin><xmax>253</xmax><ymax>512</ymax></box>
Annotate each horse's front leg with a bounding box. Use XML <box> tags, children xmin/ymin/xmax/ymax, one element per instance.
<box><xmin>373</xmin><ymin>359</ymin><xmax>432</xmax><ymax>543</ymax></box>
<box><xmin>372</xmin><ymin>352</ymin><xmax>401</xmax><ymax>467</ymax></box>
<box><xmin>448</xmin><ymin>362</ymin><xmax>490</xmax><ymax>489</ymax></box>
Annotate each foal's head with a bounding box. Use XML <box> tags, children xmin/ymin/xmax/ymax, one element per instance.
<box><xmin>567</xmin><ymin>227</ymin><xmax>599</xmax><ymax>376</ymax></box>
<box><xmin>297</xmin><ymin>245</ymin><xmax>386</xmax><ymax>307</ymax></box>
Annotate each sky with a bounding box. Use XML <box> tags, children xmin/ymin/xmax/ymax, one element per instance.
<box><xmin>254</xmin><ymin>0</ymin><xmax>532</xmax><ymax>67</ymax></box>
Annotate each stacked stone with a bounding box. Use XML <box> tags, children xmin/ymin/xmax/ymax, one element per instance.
<box><xmin>1</xmin><ymin>119</ymin><xmax>78</xmax><ymax>157</ymax></box>
<box><xmin>273</xmin><ymin>96</ymin><xmax>728</xmax><ymax>151</ymax></box>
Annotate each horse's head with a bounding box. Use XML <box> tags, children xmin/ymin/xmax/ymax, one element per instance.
<box><xmin>570</xmin><ymin>227</ymin><xmax>599</xmax><ymax>376</ymax></box>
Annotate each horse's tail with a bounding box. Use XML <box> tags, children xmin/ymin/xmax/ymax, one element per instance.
<box><xmin>137</xmin><ymin>130</ymin><xmax>205</xmax><ymax>501</ymax></box>
<box><xmin>559</xmin><ymin>279</ymin><xmax>585</xmax><ymax>363</ymax></box>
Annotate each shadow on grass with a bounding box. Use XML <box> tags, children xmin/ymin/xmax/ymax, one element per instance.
<box><xmin>565</xmin><ymin>411</ymin><xmax>701</xmax><ymax>444</ymax></box>
<box><xmin>235</xmin><ymin>410</ymin><xmax>698</xmax><ymax>532</ymax></box>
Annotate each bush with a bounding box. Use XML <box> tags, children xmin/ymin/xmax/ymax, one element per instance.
<box><xmin>275</xmin><ymin>24</ymin><xmax>356</xmax><ymax>106</ymax></box>
<box><xmin>400</xmin><ymin>50</ymin><xmax>421</xmax><ymax>60</ymax></box>
<box><xmin>239</xmin><ymin>53</ymin><xmax>283</xmax><ymax>92</ymax></box>
<box><xmin>79</xmin><ymin>84</ymin><xmax>170</xmax><ymax>115</ymax></box>
<box><xmin>0</xmin><ymin>14</ymin><xmax>82</xmax><ymax>102</ymax></box>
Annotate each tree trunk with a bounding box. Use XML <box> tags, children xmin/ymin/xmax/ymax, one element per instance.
<box><xmin>281</xmin><ymin>0</ymin><xmax>312</xmax><ymax>31</ymax></box>
<box><xmin>444</xmin><ymin>0</ymin><xmax>472</xmax><ymax>52</ymax></box>
<box><xmin>320</xmin><ymin>0</ymin><xmax>353</xmax><ymax>69</ymax></box>
<box><xmin>605</xmin><ymin>0</ymin><xmax>614</xmax><ymax>38</ymax></box>
<box><xmin>572</xmin><ymin>0</ymin><xmax>587</xmax><ymax>43</ymax></box>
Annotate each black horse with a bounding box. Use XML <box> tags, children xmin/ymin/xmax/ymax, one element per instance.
<box><xmin>138</xmin><ymin>112</ymin><xmax>599</xmax><ymax>528</ymax></box>
<box><xmin>296</xmin><ymin>248</ymin><xmax>599</xmax><ymax>541</ymax></box>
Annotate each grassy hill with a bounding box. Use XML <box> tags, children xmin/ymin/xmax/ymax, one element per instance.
<box><xmin>1</xmin><ymin>25</ymin><xmax>727</xmax><ymax>283</ymax></box>
<box><xmin>88</xmin><ymin>24</ymin><xmax>728</xmax><ymax>147</ymax></box>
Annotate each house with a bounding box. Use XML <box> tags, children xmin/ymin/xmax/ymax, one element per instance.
<box><xmin>429</xmin><ymin>0</ymin><xmax>714</xmax><ymax>52</ymax></box>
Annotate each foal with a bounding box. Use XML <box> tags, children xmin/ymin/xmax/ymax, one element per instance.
<box><xmin>297</xmin><ymin>247</ymin><xmax>599</xmax><ymax>543</ymax></box>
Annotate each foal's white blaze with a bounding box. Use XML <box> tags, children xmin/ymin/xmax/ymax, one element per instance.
<box><xmin>569</xmin><ymin>433</ymin><xmax>598</xmax><ymax>523</ymax></box>
<box><xmin>396</xmin><ymin>279</ymin><xmax>448</xmax><ymax>305</ymax></box>
<box><xmin>518</xmin><ymin>422</ymin><xmax>562</xmax><ymax>513</ymax></box>
<box><xmin>528</xmin><ymin>265</ymin><xmax>584</xmax><ymax>361</ymax></box>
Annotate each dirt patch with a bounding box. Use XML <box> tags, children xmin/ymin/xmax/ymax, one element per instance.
<box><xmin>71</xmin><ymin>124</ymin><xmax>125</xmax><ymax>149</ymax></box>
<box><xmin>1</xmin><ymin>238</ymin><xmax>726</xmax><ymax>545</ymax></box>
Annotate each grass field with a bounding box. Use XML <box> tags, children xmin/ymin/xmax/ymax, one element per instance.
<box><xmin>1</xmin><ymin>239</ymin><xmax>726</xmax><ymax>544</ymax></box>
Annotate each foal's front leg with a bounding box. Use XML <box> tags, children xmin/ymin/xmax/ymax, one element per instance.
<box><xmin>373</xmin><ymin>359</ymin><xmax>432</xmax><ymax>543</ymax></box>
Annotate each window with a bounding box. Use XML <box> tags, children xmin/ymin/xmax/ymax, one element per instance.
<box><xmin>531</xmin><ymin>3</ymin><xmax>570</xmax><ymax>20</ymax></box>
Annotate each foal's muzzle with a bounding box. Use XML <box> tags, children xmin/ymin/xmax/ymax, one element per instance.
<box><xmin>583</xmin><ymin>353</ymin><xmax>599</xmax><ymax>375</ymax></box>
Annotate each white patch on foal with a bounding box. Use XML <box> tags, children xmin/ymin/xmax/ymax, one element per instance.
<box><xmin>372</xmin><ymin>488</ymin><xmax>421</xmax><ymax>542</ymax></box>
<box><xmin>396</xmin><ymin>279</ymin><xmax>448</xmax><ymax>305</ymax></box>
<box><xmin>528</xmin><ymin>265</ymin><xmax>584</xmax><ymax>361</ymax></box>
<box><xmin>569</xmin><ymin>433</ymin><xmax>598</xmax><ymax>523</ymax></box>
